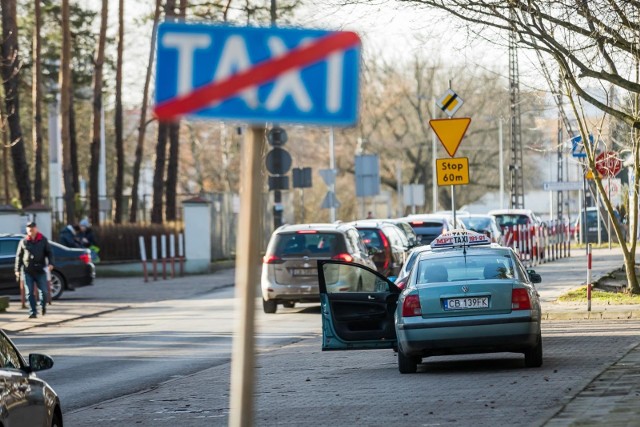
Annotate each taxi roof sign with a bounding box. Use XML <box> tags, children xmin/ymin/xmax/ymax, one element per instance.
<box><xmin>430</xmin><ymin>230</ymin><xmax>491</xmax><ymax>249</ymax></box>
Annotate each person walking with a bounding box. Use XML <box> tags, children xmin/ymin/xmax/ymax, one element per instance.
<box><xmin>15</xmin><ymin>222</ymin><xmax>55</xmax><ymax>318</ymax></box>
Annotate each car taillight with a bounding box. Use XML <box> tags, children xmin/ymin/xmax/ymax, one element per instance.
<box><xmin>79</xmin><ymin>253</ymin><xmax>91</xmax><ymax>264</ymax></box>
<box><xmin>395</xmin><ymin>277</ymin><xmax>408</xmax><ymax>291</ymax></box>
<box><xmin>379</xmin><ymin>231</ymin><xmax>390</xmax><ymax>270</ymax></box>
<box><xmin>263</xmin><ymin>255</ymin><xmax>284</xmax><ymax>264</ymax></box>
<box><xmin>402</xmin><ymin>294</ymin><xmax>422</xmax><ymax>317</ymax></box>
<box><xmin>512</xmin><ymin>288</ymin><xmax>531</xmax><ymax>310</ymax></box>
<box><xmin>332</xmin><ymin>253</ymin><xmax>353</xmax><ymax>262</ymax></box>
<box><xmin>411</xmin><ymin>221</ymin><xmax>424</xmax><ymax>226</ymax></box>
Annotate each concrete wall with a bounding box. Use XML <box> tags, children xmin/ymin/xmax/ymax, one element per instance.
<box><xmin>0</xmin><ymin>211</ymin><xmax>23</xmax><ymax>234</ymax></box>
<box><xmin>183</xmin><ymin>199</ymin><xmax>212</xmax><ymax>273</ymax></box>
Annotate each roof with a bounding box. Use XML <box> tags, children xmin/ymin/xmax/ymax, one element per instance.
<box><xmin>404</xmin><ymin>214</ymin><xmax>452</xmax><ymax>222</ymax></box>
<box><xmin>418</xmin><ymin>243</ymin><xmax>509</xmax><ymax>260</ymax></box>
<box><xmin>275</xmin><ymin>223</ymin><xmax>352</xmax><ymax>233</ymax></box>
<box><xmin>348</xmin><ymin>220</ymin><xmax>398</xmax><ymax>228</ymax></box>
<box><xmin>488</xmin><ymin>209</ymin><xmax>534</xmax><ymax>216</ymax></box>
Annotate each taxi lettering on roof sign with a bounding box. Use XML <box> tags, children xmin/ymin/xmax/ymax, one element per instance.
<box><xmin>430</xmin><ymin>230</ymin><xmax>491</xmax><ymax>248</ymax></box>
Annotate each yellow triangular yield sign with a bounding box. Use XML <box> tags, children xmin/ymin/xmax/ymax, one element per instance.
<box><xmin>429</xmin><ymin>118</ymin><xmax>472</xmax><ymax>157</ymax></box>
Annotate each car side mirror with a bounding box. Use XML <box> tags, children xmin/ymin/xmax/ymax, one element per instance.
<box><xmin>29</xmin><ymin>353</ymin><xmax>54</xmax><ymax>372</ymax></box>
<box><xmin>527</xmin><ymin>270</ymin><xmax>542</xmax><ymax>284</ymax></box>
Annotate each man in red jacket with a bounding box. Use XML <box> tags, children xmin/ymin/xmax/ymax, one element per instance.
<box><xmin>15</xmin><ymin>222</ymin><xmax>55</xmax><ymax>318</ymax></box>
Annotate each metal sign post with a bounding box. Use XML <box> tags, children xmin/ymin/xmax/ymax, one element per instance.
<box><xmin>229</xmin><ymin>126</ymin><xmax>264</xmax><ymax>427</ymax></box>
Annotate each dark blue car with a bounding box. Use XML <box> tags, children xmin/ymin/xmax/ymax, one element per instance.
<box><xmin>0</xmin><ymin>234</ymin><xmax>95</xmax><ymax>300</ymax></box>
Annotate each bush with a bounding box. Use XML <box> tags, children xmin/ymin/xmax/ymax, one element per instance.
<box><xmin>94</xmin><ymin>222</ymin><xmax>184</xmax><ymax>262</ymax></box>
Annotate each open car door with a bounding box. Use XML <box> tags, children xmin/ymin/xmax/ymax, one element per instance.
<box><xmin>318</xmin><ymin>260</ymin><xmax>399</xmax><ymax>350</ymax></box>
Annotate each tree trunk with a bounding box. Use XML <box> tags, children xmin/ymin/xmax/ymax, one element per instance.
<box><xmin>150</xmin><ymin>0</ymin><xmax>177</xmax><ymax>224</ymax></box>
<box><xmin>165</xmin><ymin>123</ymin><xmax>179</xmax><ymax>221</ymax></box>
<box><xmin>165</xmin><ymin>0</ymin><xmax>186</xmax><ymax>222</ymax></box>
<box><xmin>1</xmin><ymin>0</ymin><xmax>32</xmax><ymax>208</ymax></box>
<box><xmin>32</xmin><ymin>0</ymin><xmax>44</xmax><ymax>203</ymax></box>
<box><xmin>113</xmin><ymin>0</ymin><xmax>124</xmax><ymax>223</ymax></box>
<box><xmin>129</xmin><ymin>0</ymin><xmax>162</xmax><ymax>223</ymax></box>
<box><xmin>59</xmin><ymin>0</ymin><xmax>74</xmax><ymax>223</ymax></box>
<box><xmin>89</xmin><ymin>0</ymin><xmax>108</xmax><ymax>225</ymax></box>
<box><xmin>69</xmin><ymin>81</ymin><xmax>79</xmax><ymax>194</ymax></box>
<box><xmin>150</xmin><ymin>122</ymin><xmax>168</xmax><ymax>224</ymax></box>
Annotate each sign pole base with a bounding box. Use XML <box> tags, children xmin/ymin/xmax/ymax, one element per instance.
<box><xmin>229</xmin><ymin>126</ymin><xmax>264</xmax><ymax>427</ymax></box>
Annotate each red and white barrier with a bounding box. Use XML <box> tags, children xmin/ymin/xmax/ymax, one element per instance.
<box><xmin>139</xmin><ymin>236</ymin><xmax>148</xmax><ymax>282</ymax></box>
<box><xmin>587</xmin><ymin>243</ymin><xmax>592</xmax><ymax>312</ymax></box>
<box><xmin>151</xmin><ymin>235</ymin><xmax>158</xmax><ymax>281</ymax></box>
<box><xmin>499</xmin><ymin>219</ymin><xmax>571</xmax><ymax>268</ymax></box>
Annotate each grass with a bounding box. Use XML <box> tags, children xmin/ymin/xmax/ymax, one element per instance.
<box><xmin>558</xmin><ymin>286</ymin><xmax>640</xmax><ymax>304</ymax></box>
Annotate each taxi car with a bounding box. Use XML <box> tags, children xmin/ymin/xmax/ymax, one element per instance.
<box><xmin>317</xmin><ymin>230</ymin><xmax>543</xmax><ymax>374</ymax></box>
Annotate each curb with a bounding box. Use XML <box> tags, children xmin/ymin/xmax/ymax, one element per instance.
<box><xmin>543</xmin><ymin>310</ymin><xmax>640</xmax><ymax>321</ymax></box>
<box><xmin>7</xmin><ymin>306</ymin><xmax>132</xmax><ymax>333</ymax></box>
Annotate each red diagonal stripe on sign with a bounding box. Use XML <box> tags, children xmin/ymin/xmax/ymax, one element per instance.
<box><xmin>154</xmin><ymin>31</ymin><xmax>361</xmax><ymax>121</ymax></box>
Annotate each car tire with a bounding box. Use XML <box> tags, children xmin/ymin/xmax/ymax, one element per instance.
<box><xmin>282</xmin><ymin>301</ymin><xmax>295</xmax><ymax>308</ymax></box>
<box><xmin>262</xmin><ymin>298</ymin><xmax>277</xmax><ymax>314</ymax></box>
<box><xmin>50</xmin><ymin>271</ymin><xmax>65</xmax><ymax>300</ymax></box>
<box><xmin>397</xmin><ymin>349</ymin><xmax>418</xmax><ymax>374</ymax></box>
<box><xmin>51</xmin><ymin>410</ymin><xmax>63</xmax><ymax>427</ymax></box>
<box><xmin>524</xmin><ymin>334</ymin><xmax>543</xmax><ymax>368</ymax></box>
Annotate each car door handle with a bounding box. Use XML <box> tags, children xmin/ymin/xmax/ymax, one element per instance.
<box><xmin>367</xmin><ymin>295</ymin><xmax>376</xmax><ymax>301</ymax></box>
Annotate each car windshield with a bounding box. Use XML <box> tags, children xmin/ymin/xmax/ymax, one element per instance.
<box><xmin>460</xmin><ymin>217</ymin><xmax>492</xmax><ymax>232</ymax></box>
<box><xmin>415</xmin><ymin>253</ymin><xmax>517</xmax><ymax>284</ymax></box>
<box><xmin>273</xmin><ymin>232</ymin><xmax>342</xmax><ymax>257</ymax></box>
<box><xmin>494</xmin><ymin>214</ymin><xmax>529</xmax><ymax>227</ymax></box>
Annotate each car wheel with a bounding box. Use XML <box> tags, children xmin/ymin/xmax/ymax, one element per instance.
<box><xmin>262</xmin><ymin>298</ymin><xmax>277</xmax><ymax>314</ymax></box>
<box><xmin>397</xmin><ymin>349</ymin><xmax>418</xmax><ymax>374</ymax></box>
<box><xmin>524</xmin><ymin>333</ymin><xmax>543</xmax><ymax>368</ymax></box>
<box><xmin>50</xmin><ymin>271</ymin><xmax>65</xmax><ymax>300</ymax></box>
<box><xmin>282</xmin><ymin>301</ymin><xmax>295</xmax><ymax>308</ymax></box>
<box><xmin>51</xmin><ymin>409</ymin><xmax>62</xmax><ymax>427</ymax></box>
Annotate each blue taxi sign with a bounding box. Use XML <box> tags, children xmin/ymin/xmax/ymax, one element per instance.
<box><xmin>430</xmin><ymin>230</ymin><xmax>491</xmax><ymax>249</ymax></box>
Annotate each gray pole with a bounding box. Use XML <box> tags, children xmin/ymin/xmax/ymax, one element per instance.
<box><xmin>432</xmin><ymin>97</ymin><xmax>438</xmax><ymax>211</ymax></box>
<box><xmin>499</xmin><ymin>119</ymin><xmax>504</xmax><ymax>209</ymax></box>
<box><xmin>329</xmin><ymin>127</ymin><xmax>336</xmax><ymax>223</ymax></box>
<box><xmin>608</xmin><ymin>177</ymin><xmax>612</xmax><ymax>249</ymax></box>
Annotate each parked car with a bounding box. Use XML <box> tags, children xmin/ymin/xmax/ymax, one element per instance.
<box><xmin>261</xmin><ymin>223</ymin><xmax>375</xmax><ymax>313</ymax></box>
<box><xmin>394</xmin><ymin>245</ymin><xmax>432</xmax><ymax>290</ymax></box>
<box><xmin>317</xmin><ymin>230</ymin><xmax>543</xmax><ymax>374</ymax></box>
<box><xmin>0</xmin><ymin>328</ymin><xmax>62</xmax><ymax>426</ymax></box>
<box><xmin>403</xmin><ymin>214</ymin><xmax>466</xmax><ymax>245</ymax></box>
<box><xmin>488</xmin><ymin>209</ymin><xmax>542</xmax><ymax>230</ymax></box>
<box><xmin>0</xmin><ymin>234</ymin><xmax>95</xmax><ymax>300</ymax></box>
<box><xmin>349</xmin><ymin>220</ymin><xmax>410</xmax><ymax>278</ymax></box>
<box><xmin>574</xmin><ymin>206</ymin><xmax>627</xmax><ymax>243</ymax></box>
<box><xmin>459</xmin><ymin>214</ymin><xmax>503</xmax><ymax>244</ymax></box>
<box><xmin>383</xmin><ymin>219</ymin><xmax>420</xmax><ymax>249</ymax></box>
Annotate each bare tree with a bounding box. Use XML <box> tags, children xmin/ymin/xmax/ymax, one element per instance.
<box><xmin>88</xmin><ymin>0</ymin><xmax>108</xmax><ymax>225</ymax></box>
<box><xmin>130</xmin><ymin>0</ymin><xmax>162</xmax><ymax>223</ymax></box>
<box><xmin>1</xmin><ymin>0</ymin><xmax>32</xmax><ymax>208</ymax></box>
<box><xmin>113</xmin><ymin>0</ymin><xmax>125</xmax><ymax>223</ymax></box>
<box><xmin>32</xmin><ymin>0</ymin><xmax>44</xmax><ymax>203</ymax></box>
<box><xmin>151</xmin><ymin>0</ymin><xmax>177</xmax><ymax>224</ymax></box>
<box><xmin>59</xmin><ymin>0</ymin><xmax>74</xmax><ymax>222</ymax></box>
<box><xmin>386</xmin><ymin>0</ymin><xmax>640</xmax><ymax>291</ymax></box>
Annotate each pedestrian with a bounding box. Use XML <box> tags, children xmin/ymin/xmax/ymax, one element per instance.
<box><xmin>15</xmin><ymin>222</ymin><xmax>55</xmax><ymax>318</ymax></box>
<box><xmin>58</xmin><ymin>223</ymin><xmax>82</xmax><ymax>248</ymax></box>
<box><xmin>78</xmin><ymin>218</ymin><xmax>100</xmax><ymax>262</ymax></box>
<box><xmin>366</xmin><ymin>211</ymin><xmax>374</xmax><ymax>219</ymax></box>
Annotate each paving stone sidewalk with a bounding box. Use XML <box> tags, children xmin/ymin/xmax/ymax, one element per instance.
<box><xmin>0</xmin><ymin>268</ymin><xmax>236</xmax><ymax>332</ymax></box>
<box><xmin>543</xmin><ymin>340</ymin><xmax>640</xmax><ymax>427</ymax></box>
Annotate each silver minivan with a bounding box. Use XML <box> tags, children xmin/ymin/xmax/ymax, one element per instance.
<box><xmin>261</xmin><ymin>223</ymin><xmax>376</xmax><ymax>313</ymax></box>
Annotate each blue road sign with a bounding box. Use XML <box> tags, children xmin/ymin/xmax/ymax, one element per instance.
<box><xmin>155</xmin><ymin>23</ymin><xmax>361</xmax><ymax>126</ymax></box>
<box><xmin>571</xmin><ymin>134</ymin><xmax>594</xmax><ymax>158</ymax></box>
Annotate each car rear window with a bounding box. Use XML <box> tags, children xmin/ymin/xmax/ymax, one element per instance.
<box><xmin>416</xmin><ymin>254</ymin><xmax>517</xmax><ymax>283</ymax></box>
<box><xmin>357</xmin><ymin>229</ymin><xmax>384</xmax><ymax>249</ymax></box>
<box><xmin>272</xmin><ymin>232</ymin><xmax>345</xmax><ymax>257</ymax></box>
<box><xmin>461</xmin><ymin>217</ymin><xmax>492</xmax><ymax>231</ymax></box>
<box><xmin>493</xmin><ymin>214</ymin><xmax>529</xmax><ymax>227</ymax></box>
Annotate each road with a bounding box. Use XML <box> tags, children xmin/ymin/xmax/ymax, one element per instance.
<box><xmin>10</xmin><ymin>286</ymin><xmax>321</xmax><ymax>412</ymax></box>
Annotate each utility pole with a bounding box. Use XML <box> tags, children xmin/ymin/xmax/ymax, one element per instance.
<box><xmin>508</xmin><ymin>9</ymin><xmax>525</xmax><ymax>209</ymax></box>
<box><xmin>329</xmin><ymin>127</ymin><xmax>336</xmax><ymax>222</ymax></box>
<box><xmin>556</xmin><ymin>72</ymin><xmax>564</xmax><ymax>221</ymax></box>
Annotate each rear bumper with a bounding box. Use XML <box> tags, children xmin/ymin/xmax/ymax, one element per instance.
<box><xmin>66</xmin><ymin>264</ymin><xmax>95</xmax><ymax>289</ymax></box>
<box><xmin>261</xmin><ymin>272</ymin><xmax>319</xmax><ymax>302</ymax></box>
<box><xmin>397</xmin><ymin>311</ymin><xmax>540</xmax><ymax>357</ymax></box>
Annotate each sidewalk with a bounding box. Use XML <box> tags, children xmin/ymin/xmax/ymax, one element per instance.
<box><xmin>0</xmin><ymin>268</ymin><xmax>236</xmax><ymax>332</ymax></box>
<box><xmin>543</xmin><ymin>340</ymin><xmax>640</xmax><ymax>426</ymax></box>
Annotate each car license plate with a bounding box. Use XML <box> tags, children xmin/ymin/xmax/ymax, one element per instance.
<box><xmin>291</xmin><ymin>268</ymin><xmax>318</xmax><ymax>276</ymax></box>
<box><xmin>444</xmin><ymin>297</ymin><xmax>489</xmax><ymax>310</ymax></box>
